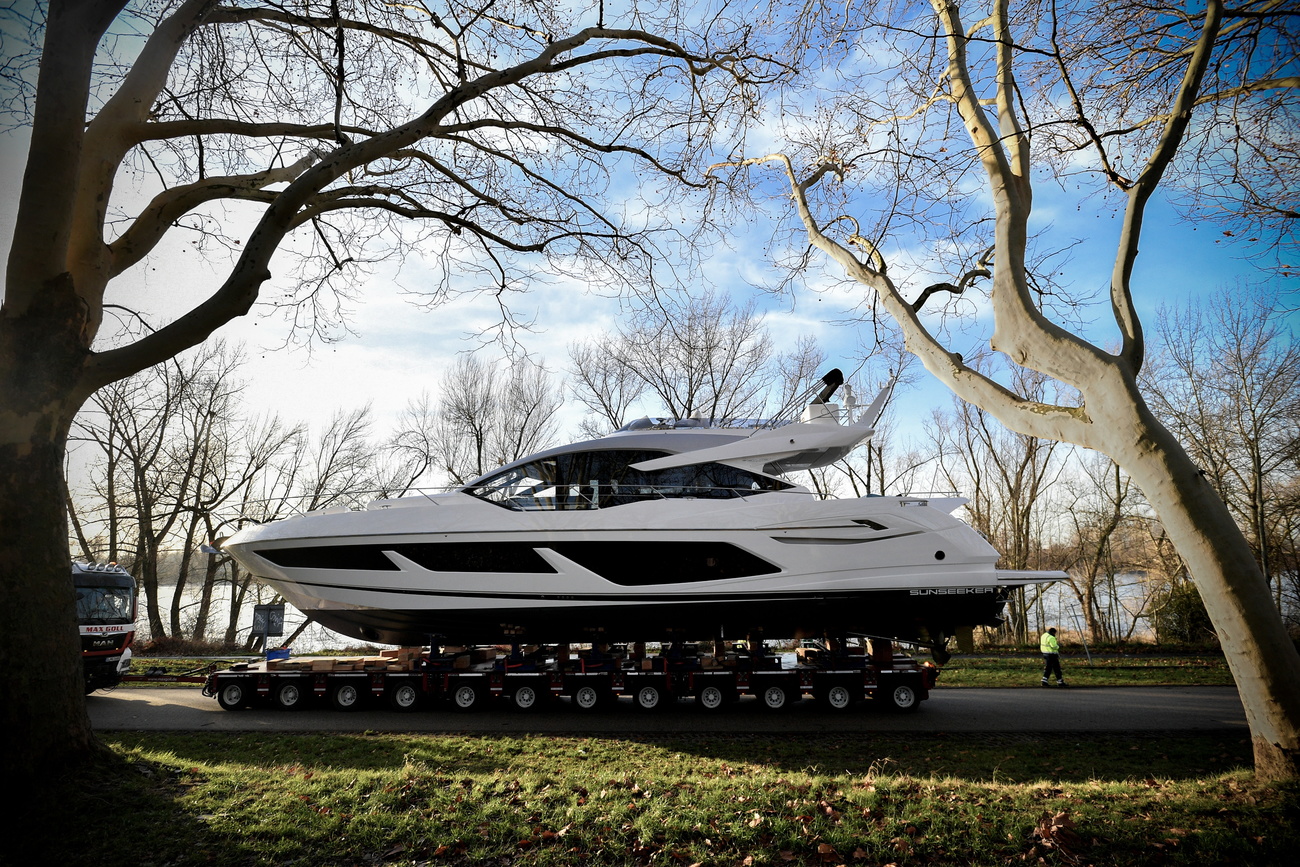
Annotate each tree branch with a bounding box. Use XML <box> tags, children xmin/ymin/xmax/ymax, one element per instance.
<box><xmin>719</xmin><ymin>152</ymin><xmax>1093</xmax><ymax>446</ymax></box>
<box><xmin>79</xmin><ymin>23</ymin><xmax>727</xmax><ymax>392</ymax></box>
<box><xmin>107</xmin><ymin>152</ymin><xmax>324</xmax><ymax>277</ymax></box>
<box><xmin>1111</xmin><ymin>0</ymin><xmax>1223</xmax><ymax>372</ymax></box>
<box><xmin>5</xmin><ymin>0</ymin><xmax>131</xmax><ymax>305</ymax></box>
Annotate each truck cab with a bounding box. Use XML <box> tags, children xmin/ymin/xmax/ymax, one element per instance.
<box><xmin>74</xmin><ymin>562</ymin><xmax>137</xmax><ymax>694</ymax></box>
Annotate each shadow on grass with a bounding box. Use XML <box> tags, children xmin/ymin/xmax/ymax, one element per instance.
<box><xmin>646</xmin><ymin>729</ymin><xmax>1256</xmax><ymax>782</ymax></box>
<box><xmin>19</xmin><ymin>730</ymin><xmax>1293</xmax><ymax>867</ymax></box>
<box><xmin>16</xmin><ymin>749</ymin><xmax>254</xmax><ymax>867</ymax></box>
<box><xmin>103</xmin><ymin>728</ymin><xmax>1253</xmax><ymax>784</ymax></box>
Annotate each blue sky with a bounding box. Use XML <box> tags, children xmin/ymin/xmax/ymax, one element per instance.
<box><xmin>2</xmin><ymin>1</ymin><xmax>1295</xmax><ymax>461</ymax></box>
<box><xmin>2</xmin><ymin>126</ymin><xmax>1290</xmax><ymax>454</ymax></box>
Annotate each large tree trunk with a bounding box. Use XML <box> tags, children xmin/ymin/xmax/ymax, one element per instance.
<box><xmin>0</xmin><ymin>291</ymin><xmax>102</xmax><ymax>783</ymax></box>
<box><xmin>1101</xmin><ymin>392</ymin><xmax>1300</xmax><ymax>778</ymax></box>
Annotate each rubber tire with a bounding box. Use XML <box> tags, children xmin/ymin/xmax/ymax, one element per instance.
<box><xmin>388</xmin><ymin>682</ymin><xmax>421</xmax><ymax>712</ymax></box>
<box><xmin>633</xmin><ymin>683</ymin><xmax>664</xmax><ymax>711</ymax></box>
<box><xmin>274</xmin><ymin>680</ymin><xmax>309</xmax><ymax>710</ymax></box>
<box><xmin>329</xmin><ymin>681</ymin><xmax>363</xmax><ymax>711</ymax></box>
<box><xmin>819</xmin><ymin>683</ymin><xmax>855</xmax><ymax>711</ymax></box>
<box><xmin>450</xmin><ymin>682</ymin><xmax>485</xmax><ymax>712</ymax></box>
<box><xmin>572</xmin><ymin>684</ymin><xmax>604</xmax><ymax>711</ymax></box>
<box><xmin>881</xmin><ymin>682</ymin><xmax>919</xmax><ymax>712</ymax></box>
<box><xmin>696</xmin><ymin>684</ymin><xmax>727</xmax><ymax>712</ymax></box>
<box><xmin>216</xmin><ymin>681</ymin><xmax>248</xmax><ymax>711</ymax></box>
<box><xmin>760</xmin><ymin>684</ymin><xmax>791</xmax><ymax>711</ymax></box>
<box><xmin>510</xmin><ymin>684</ymin><xmax>542</xmax><ymax>711</ymax></box>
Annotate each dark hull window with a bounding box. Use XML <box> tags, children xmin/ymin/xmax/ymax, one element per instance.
<box><xmin>548</xmin><ymin>541</ymin><xmax>780</xmax><ymax>585</ymax></box>
<box><xmin>259</xmin><ymin>543</ymin><xmax>557</xmax><ymax>574</ymax></box>
<box><xmin>257</xmin><ymin>540</ymin><xmax>775</xmax><ymax>584</ymax></box>
<box><xmin>258</xmin><ymin>545</ymin><xmax>402</xmax><ymax>571</ymax></box>
<box><xmin>394</xmin><ymin>543</ymin><xmax>556</xmax><ymax>573</ymax></box>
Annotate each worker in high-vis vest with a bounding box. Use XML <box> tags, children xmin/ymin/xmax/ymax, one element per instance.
<box><xmin>1040</xmin><ymin>627</ymin><xmax>1066</xmax><ymax>687</ymax></box>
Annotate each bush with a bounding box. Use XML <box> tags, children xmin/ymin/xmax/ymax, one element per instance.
<box><xmin>137</xmin><ymin>636</ymin><xmax>244</xmax><ymax>657</ymax></box>
<box><xmin>1151</xmin><ymin>581</ymin><xmax>1219</xmax><ymax>646</ymax></box>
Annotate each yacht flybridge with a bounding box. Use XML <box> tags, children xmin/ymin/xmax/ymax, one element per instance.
<box><xmin>220</xmin><ymin>370</ymin><xmax>1063</xmax><ymax>649</ymax></box>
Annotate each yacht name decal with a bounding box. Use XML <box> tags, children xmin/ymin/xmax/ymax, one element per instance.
<box><xmin>909</xmin><ymin>587</ymin><xmax>995</xmax><ymax>596</ymax></box>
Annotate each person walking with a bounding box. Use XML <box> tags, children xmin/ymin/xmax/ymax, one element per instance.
<box><xmin>1040</xmin><ymin>627</ymin><xmax>1066</xmax><ymax>687</ymax></box>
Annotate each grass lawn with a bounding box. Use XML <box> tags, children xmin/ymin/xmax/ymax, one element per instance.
<box><xmin>935</xmin><ymin>653</ymin><xmax>1235</xmax><ymax>688</ymax></box>
<box><xmin>18</xmin><ymin>730</ymin><xmax>1298</xmax><ymax>867</ymax></box>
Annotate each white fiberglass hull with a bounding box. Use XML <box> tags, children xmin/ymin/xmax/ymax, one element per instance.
<box><xmin>223</xmin><ymin>491</ymin><xmax>1061</xmax><ymax>645</ymax></box>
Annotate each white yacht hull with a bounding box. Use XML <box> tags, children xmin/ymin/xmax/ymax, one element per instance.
<box><xmin>224</xmin><ymin>491</ymin><xmax>1060</xmax><ymax>645</ymax></box>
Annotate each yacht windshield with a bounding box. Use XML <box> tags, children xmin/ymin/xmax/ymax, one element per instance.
<box><xmin>465</xmin><ymin>449</ymin><xmax>792</xmax><ymax>510</ymax></box>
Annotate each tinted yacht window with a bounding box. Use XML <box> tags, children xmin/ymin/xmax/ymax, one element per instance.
<box><xmin>466</xmin><ymin>449</ymin><xmax>791</xmax><ymax>510</ymax></box>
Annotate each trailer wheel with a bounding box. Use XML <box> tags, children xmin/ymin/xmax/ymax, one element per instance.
<box><xmin>272</xmin><ymin>679</ymin><xmax>309</xmax><ymax>710</ymax></box>
<box><xmin>695</xmin><ymin>684</ymin><xmax>727</xmax><ymax>712</ymax></box>
<box><xmin>216</xmin><ymin>681</ymin><xmax>249</xmax><ymax>711</ymax></box>
<box><xmin>388</xmin><ymin>683</ymin><xmax>421</xmax><ymax>712</ymax></box>
<box><xmin>571</xmin><ymin>685</ymin><xmax>605</xmax><ymax>712</ymax></box>
<box><xmin>760</xmin><ymin>684</ymin><xmax>793</xmax><ymax>711</ymax></box>
<box><xmin>510</xmin><ymin>684</ymin><xmax>542</xmax><ymax>711</ymax></box>
<box><xmin>880</xmin><ymin>682</ymin><xmax>919</xmax><ymax>712</ymax></box>
<box><xmin>329</xmin><ymin>682</ymin><xmax>363</xmax><ymax>711</ymax></box>
<box><xmin>819</xmin><ymin>683</ymin><xmax>854</xmax><ymax>711</ymax></box>
<box><xmin>450</xmin><ymin>682</ymin><xmax>485</xmax><ymax>712</ymax></box>
<box><xmin>633</xmin><ymin>683</ymin><xmax>664</xmax><ymax>711</ymax></box>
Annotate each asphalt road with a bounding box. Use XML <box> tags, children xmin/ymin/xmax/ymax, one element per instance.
<box><xmin>88</xmin><ymin>685</ymin><xmax>1247</xmax><ymax>735</ymax></box>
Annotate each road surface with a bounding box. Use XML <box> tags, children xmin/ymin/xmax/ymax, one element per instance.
<box><xmin>88</xmin><ymin>685</ymin><xmax>1246</xmax><ymax>735</ymax></box>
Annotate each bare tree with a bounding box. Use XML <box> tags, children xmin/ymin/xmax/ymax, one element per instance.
<box><xmin>927</xmin><ymin>368</ymin><xmax>1066</xmax><ymax>644</ymax></box>
<box><xmin>723</xmin><ymin>0</ymin><xmax>1300</xmax><ymax>778</ymax></box>
<box><xmin>1144</xmin><ymin>285</ymin><xmax>1300</xmax><ymax>613</ymax></box>
<box><xmin>71</xmin><ymin>341</ymin><xmax>306</xmax><ymax>641</ymax></box>
<box><xmin>187</xmin><ymin>412</ymin><xmax>304</xmax><ymax>642</ymax></box>
<box><xmin>0</xmin><ymin>0</ymin><xmax>768</xmax><ymax>777</ymax></box>
<box><xmin>72</xmin><ymin>344</ymin><xmax>236</xmax><ymax>638</ymax></box>
<box><xmin>378</xmin><ymin>392</ymin><xmax>440</xmax><ymax>496</ymax></box>
<box><xmin>568</xmin><ymin>290</ymin><xmax>820</xmax><ymax>433</ymax></box>
<box><xmin>1056</xmin><ymin>454</ymin><xmax>1165</xmax><ymax>644</ymax></box>
<box><xmin>428</xmin><ymin>353</ymin><xmax>562</xmax><ymax>484</ymax></box>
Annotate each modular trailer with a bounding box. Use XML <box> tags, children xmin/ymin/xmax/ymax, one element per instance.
<box><xmin>202</xmin><ymin>640</ymin><xmax>939</xmax><ymax>713</ymax></box>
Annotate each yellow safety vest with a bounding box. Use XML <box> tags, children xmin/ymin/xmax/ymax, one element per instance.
<box><xmin>1040</xmin><ymin>632</ymin><xmax>1059</xmax><ymax>654</ymax></box>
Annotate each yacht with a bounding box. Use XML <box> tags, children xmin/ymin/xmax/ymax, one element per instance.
<box><xmin>220</xmin><ymin>371</ymin><xmax>1063</xmax><ymax>648</ymax></box>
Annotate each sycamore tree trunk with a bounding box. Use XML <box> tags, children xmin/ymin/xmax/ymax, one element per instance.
<box><xmin>0</xmin><ymin>0</ymin><xmax>128</xmax><ymax>780</ymax></box>
<box><xmin>739</xmin><ymin>0</ymin><xmax>1300</xmax><ymax>780</ymax></box>
<box><xmin>0</xmin><ymin>289</ymin><xmax>103</xmax><ymax>776</ymax></box>
<box><xmin>1106</xmin><ymin>390</ymin><xmax>1300</xmax><ymax>780</ymax></box>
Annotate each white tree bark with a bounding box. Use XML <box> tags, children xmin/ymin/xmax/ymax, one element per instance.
<box><xmin>728</xmin><ymin>0</ymin><xmax>1300</xmax><ymax>779</ymax></box>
